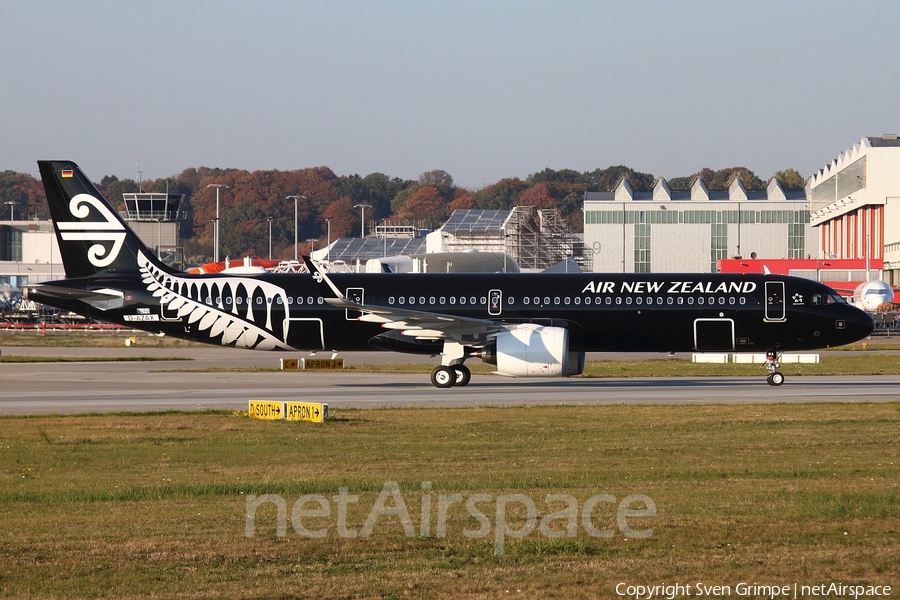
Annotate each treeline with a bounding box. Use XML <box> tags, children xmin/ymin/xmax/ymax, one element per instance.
<box><xmin>0</xmin><ymin>164</ymin><xmax>806</xmax><ymax>264</ymax></box>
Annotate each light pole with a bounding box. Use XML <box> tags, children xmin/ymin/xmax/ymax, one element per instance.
<box><xmin>206</xmin><ymin>184</ymin><xmax>228</xmax><ymax>263</ymax></box>
<box><xmin>382</xmin><ymin>218</ymin><xmax>388</xmax><ymax>257</ymax></box>
<box><xmin>210</xmin><ymin>218</ymin><xmax>218</xmax><ymax>262</ymax></box>
<box><xmin>287</xmin><ymin>195</ymin><xmax>306</xmax><ymax>261</ymax></box>
<box><xmin>354</xmin><ymin>203</ymin><xmax>371</xmax><ymax>238</ymax></box>
<box><xmin>325</xmin><ymin>218</ymin><xmax>332</xmax><ymax>262</ymax></box>
<box><xmin>3</xmin><ymin>201</ymin><xmax>13</xmax><ymax>221</ymax></box>
<box><xmin>307</xmin><ymin>238</ymin><xmax>317</xmax><ymax>257</ymax></box>
<box><xmin>267</xmin><ymin>217</ymin><xmax>273</xmax><ymax>260</ymax></box>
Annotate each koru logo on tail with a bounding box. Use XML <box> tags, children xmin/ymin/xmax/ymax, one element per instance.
<box><xmin>56</xmin><ymin>194</ymin><xmax>127</xmax><ymax>268</ymax></box>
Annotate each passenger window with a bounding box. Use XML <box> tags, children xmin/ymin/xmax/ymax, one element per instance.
<box><xmin>296</xmin><ymin>297</ymin><xmax>302</xmax><ymax>305</ymax></box>
<box><xmin>523</xmin><ymin>297</ymin><xmax>530</xmax><ymax>305</ymax></box>
<box><xmin>688</xmin><ymin>297</ymin><xmax>694</xmax><ymax>305</ymax></box>
<box><xmin>318</xmin><ymin>297</ymin><xmax>324</xmax><ymax>304</ymax></box>
<box><xmin>543</xmin><ymin>297</ymin><xmax>550</xmax><ymax>305</ymax></box>
<box><xmin>575</xmin><ymin>297</ymin><xmax>581</xmax><ymax>305</ymax></box>
<box><xmin>460</xmin><ymin>297</ymin><xmax>466</xmax><ymax>305</ymax></box>
<box><xmin>389</xmin><ymin>297</ymin><xmax>395</xmax><ymax>305</ymax></box>
<box><xmin>626</xmin><ymin>297</ymin><xmax>633</xmax><ymax>305</ymax></box>
<box><xmin>646</xmin><ymin>297</ymin><xmax>653</xmax><ymax>305</ymax></box>
<box><xmin>507</xmin><ymin>296</ymin><xmax>514</xmax><ymax>305</ymax></box>
<box><xmin>636</xmin><ymin>297</ymin><xmax>643</xmax><ymax>305</ymax></box>
<box><xmin>471</xmin><ymin>297</ymin><xmax>477</xmax><ymax>305</ymax></box>
<box><xmin>409</xmin><ymin>296</ymin><xmax>415</xmax><ymax>305</ymax></box>
<box><xmin>718</xmin><ymin>297</ymin><xmax>725</xmax><ymax>305</ymax></box>
<box><xmin>440</xmin><ymin>297</ymin><xmax>446</xmax><ymax>305</ymax></box>
<box><xmin>667</xmin><ymin>297</ymin><xmax>673</xmax><ymax>305</ymax></box>
<box><xmin>605</xmin><ymin>297</ymin><xmax>611</xmax><ymax>305</ymax></box>
<box><xmin>419</xmin><ymin>297</ymin><xmax>425</xmax><ymax>305</ymax></box>
<box><xmin>740</xmin><ymin>297</ymin><xmax>746</xmax><ymax>305</ymax></box>
<box><xmin>677</xmin><ymin>297</ymin><xmax>683</xmax><ymax>305</ymax></box>
<box><xmin>564</xmin><ymin>297</ymin><xmax>570</xmax><ymax>305</ymax></box>
<box><xmin>534</xmin><ymin>297</ymin><xmax>540</xmax><ymax>305</ymax></box>
<box><xmin>429</xmin><ymin>296</ymin><xmax>435</xmax><ymax>304</ymax></box>
<box><xmin>698</xmin><ymin>297</ymin><xmax>704</xmax><ymax>305</ymax></box>
<box><xmin>398</xmin><ymin>297</ymin><xmax>405</xmax><ymax>304</ymax></box>
<box><xmin>554</xmin><ymin>297</ymin><xmax>560</xmax><ymax>305</ymax></box>
<box><xmin>480</xmin><ymin>297</ymin><xmax>486</xmax><ymax>304</ymax></box>
<box><xmin>616</xmin><ymin>297</ymin><xmax>622</xmax><ymax>305</ymax></box>
<box><xmin>585</xmin><ymin>297</ymin><xmax>591</xmax><ymax>305</ymax></box>
<box><xmin>308</xmin><ymin>297</ymin><xmax>314</xmax><ymax>305</ymax></box>
<box><xmin>729</xmin><ymin>297</ymin><xmax>735</xmax><ymax>305</ymax></box>
<box><xmin>449</xmin><ymin>297</ymin><xmax>456</xmax><ymax>304</ymax></box>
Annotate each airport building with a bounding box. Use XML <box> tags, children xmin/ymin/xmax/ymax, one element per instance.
<box><xmin>582</xmin><ymin>177</ymin><xmax>812</xmax><ymax>273</ymax></box>
<box><xmin>808</xmin><ymin>135</ymin><xmax>900</xmax><ymax>285</ymax></box>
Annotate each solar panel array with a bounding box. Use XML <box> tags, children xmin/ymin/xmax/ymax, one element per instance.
<box><xmin>441</xmin><ymin>209</ymin><xmax>513</xmax><ymax>233</ymax></box>
<box><xmin>326</xmin><ymin>237</ymin><xmax>427</xmax><ymax>263</ymax></box>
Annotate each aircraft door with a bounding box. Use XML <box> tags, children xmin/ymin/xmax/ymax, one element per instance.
<box><xmin>346</xmin><ymin>287</ymin><xmax>364</xmax><ymax>320</ymax></box>
<box><xmin>694</xmin><ymin>318</ymin><xmax>735</xmax><ymax>351</ymax></box>
<box><xmin>488</xmin><ymin>289</ymin><xmax>502</xmax><ymax>316</ymax></box>
<box><xmin>765</xmin><ymin>281</ymin><xmax>785</xmax><ymax>322</ymax></box>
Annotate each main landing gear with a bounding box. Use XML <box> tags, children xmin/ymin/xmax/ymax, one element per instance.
<box><xmin>765</xmin><ymin>349</ymin><xmax>784</xmax><ymax>386</ymax></box>
<box><xmin>430</xmin><ymin>364</ymin><xmax>471</xmax><ymax>388</ymax></box>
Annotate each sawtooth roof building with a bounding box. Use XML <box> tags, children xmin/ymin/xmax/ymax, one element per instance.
<box><xmin>583</xmin><ymin>175</ymin><xmax>812</xmax><ymax>273</ymax></box>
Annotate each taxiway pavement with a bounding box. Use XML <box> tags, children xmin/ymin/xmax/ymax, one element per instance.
<box><xmin>1</xmin><ymin>347</ymin><xmax>898</xmax><ymax>415</ymax></box>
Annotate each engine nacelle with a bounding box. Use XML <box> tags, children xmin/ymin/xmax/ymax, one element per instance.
<box><xmin>483</xmin><ymin>325</ymin><xmax>570</xmax><ymax>377</ymax></box>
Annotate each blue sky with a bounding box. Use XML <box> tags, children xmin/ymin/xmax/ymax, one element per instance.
<box><xmin>2</xmin><ymin>1</ymin><xmax>898</xmax><ymax>188</ymax></box>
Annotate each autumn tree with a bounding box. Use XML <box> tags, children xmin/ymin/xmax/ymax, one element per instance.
<box><xmin>583</xmin><ymin>166</ymin><xmax>654</xmax><ymax>192</ymax></box>
<box><xmin>399</xmin><ymin>186</ymin><xmax>447</xmax><ymax>225</ymax></box>
<box><xmin>323</xmin><ymin>197</ymin><xmax>358</xmax><ymax>239</ymax></box>
<box><xmin>472</xmin><ymin>178</ymin><xmax>527</xmax><ymax>209</ymax></box>
<box><xmin>774</xmin><ymin>168</ymin><xmax>806</xmax><ymax>191</ymax></box>
<box><xmin>0</xmin><ymin>171</ymin><xmax>46</xmax><ymax>220</ymax></box>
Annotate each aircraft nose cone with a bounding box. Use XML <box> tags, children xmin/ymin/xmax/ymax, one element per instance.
<box><xmin>842</xmin><ymin>308</ymin><xmax>875</xmax><ymax>344</ymax></box>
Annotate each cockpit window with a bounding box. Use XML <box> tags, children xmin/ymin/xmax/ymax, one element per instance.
<box><xmin>812</xmin><ymin>294</ymin><xmax>822</xmax><ymax>306</ymax></box>
<box><xmin>827</xmin><ymin>293</ymin><xmax>845</xmax><ymax>304</ymax></box>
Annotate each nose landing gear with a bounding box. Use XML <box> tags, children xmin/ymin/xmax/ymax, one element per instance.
<box><xmin>765</xmin><ymin>349</ymin><xmax>784</xmax><ymax>386</ymax></box>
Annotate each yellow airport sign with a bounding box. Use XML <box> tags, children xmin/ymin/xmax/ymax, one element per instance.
<box><xmin>248</xmin><ymin>400</ymin><xmax>284</xmax><ymax>420</ymax></box>
<box><xmin>280</xmin><ymin>358</ymin><xmax>300</xmax><ymax>370</ymax></box>
<box><xmin>301</xmin><ymin>358</ymin><xmax>344</xmax><ymax>370</ymax></box>
<box><xmin>286</xmin><ymin>402</ymin><xmax>328</xmax><ymax>423</ymax></box>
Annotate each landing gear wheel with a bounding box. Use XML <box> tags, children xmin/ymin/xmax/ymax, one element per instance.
<box><xmin>452</xmin><ymin>364</ymin><xmax>471</xmax><ymax>386</ymax></box>
<box><xmin>767</xmin><ymin>371</ymin><xmax>785</xmax><ymax>386</ymax></box>
<box><xmin>431</xmin><ymin>365</ymin><xmax>456</xmax><ymax>388</ymax></box>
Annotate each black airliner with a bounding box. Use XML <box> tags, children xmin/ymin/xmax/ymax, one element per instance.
<box><xmin>27</xmin><ymin>161</ymin><xmax>874</xmax><ymax>388</ymax></box>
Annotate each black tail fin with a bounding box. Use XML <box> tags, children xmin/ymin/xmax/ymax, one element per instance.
<box><xmin>38</xmin><ymin>160</ymin><xmax>164</xmax><ymax>279</ymax></box>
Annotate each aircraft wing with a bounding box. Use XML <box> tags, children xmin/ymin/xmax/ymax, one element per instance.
<box><xmin>304</xmin><ymin>256</ymin><xmax>504</xmax><ymax>343</ymax></box>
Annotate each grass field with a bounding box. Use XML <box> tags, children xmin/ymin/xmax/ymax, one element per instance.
<box><xmin>1</xmin><ymin>405</ymin><xmax>898</xmax><ymax>599</ymax></box>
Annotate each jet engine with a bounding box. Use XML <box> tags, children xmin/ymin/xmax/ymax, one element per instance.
<box><xmin>481</xmin><ymin>325</ymin><xmax>583</xmax><ymax>377</ymax></box>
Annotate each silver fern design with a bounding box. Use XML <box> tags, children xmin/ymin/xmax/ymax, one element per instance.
<box><xmin>138</xmin><ymin>251</ymin><xmax>296</xmax><ymax>350</ymax></box>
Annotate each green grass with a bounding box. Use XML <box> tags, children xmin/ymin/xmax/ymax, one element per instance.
<box><xmin>0</xmin><ymin>404</ymin><xmax>898</xmax><ymax>598</ymax></box>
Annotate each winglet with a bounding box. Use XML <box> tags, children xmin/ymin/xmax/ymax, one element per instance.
<box><xmin>303</xmin><ymin>255</ymin><xmax>349</xmax><ymax>305</ymax></box>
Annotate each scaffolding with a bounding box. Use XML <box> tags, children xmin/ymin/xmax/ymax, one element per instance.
<box><xmin>437</xmin><ymin>207</ymin><xmax>591</xmax><ymax>271</ymax></box>
<box><xmin>505</xmin><ymin>207</ymin><xmax>592</xmax><ymax>271</ymax></box>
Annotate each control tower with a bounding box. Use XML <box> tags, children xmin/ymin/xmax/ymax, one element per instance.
<box><xmin>120</xmin><ymin>193</ymin><xmax>186</xmax><ymax>268</ymax></box>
